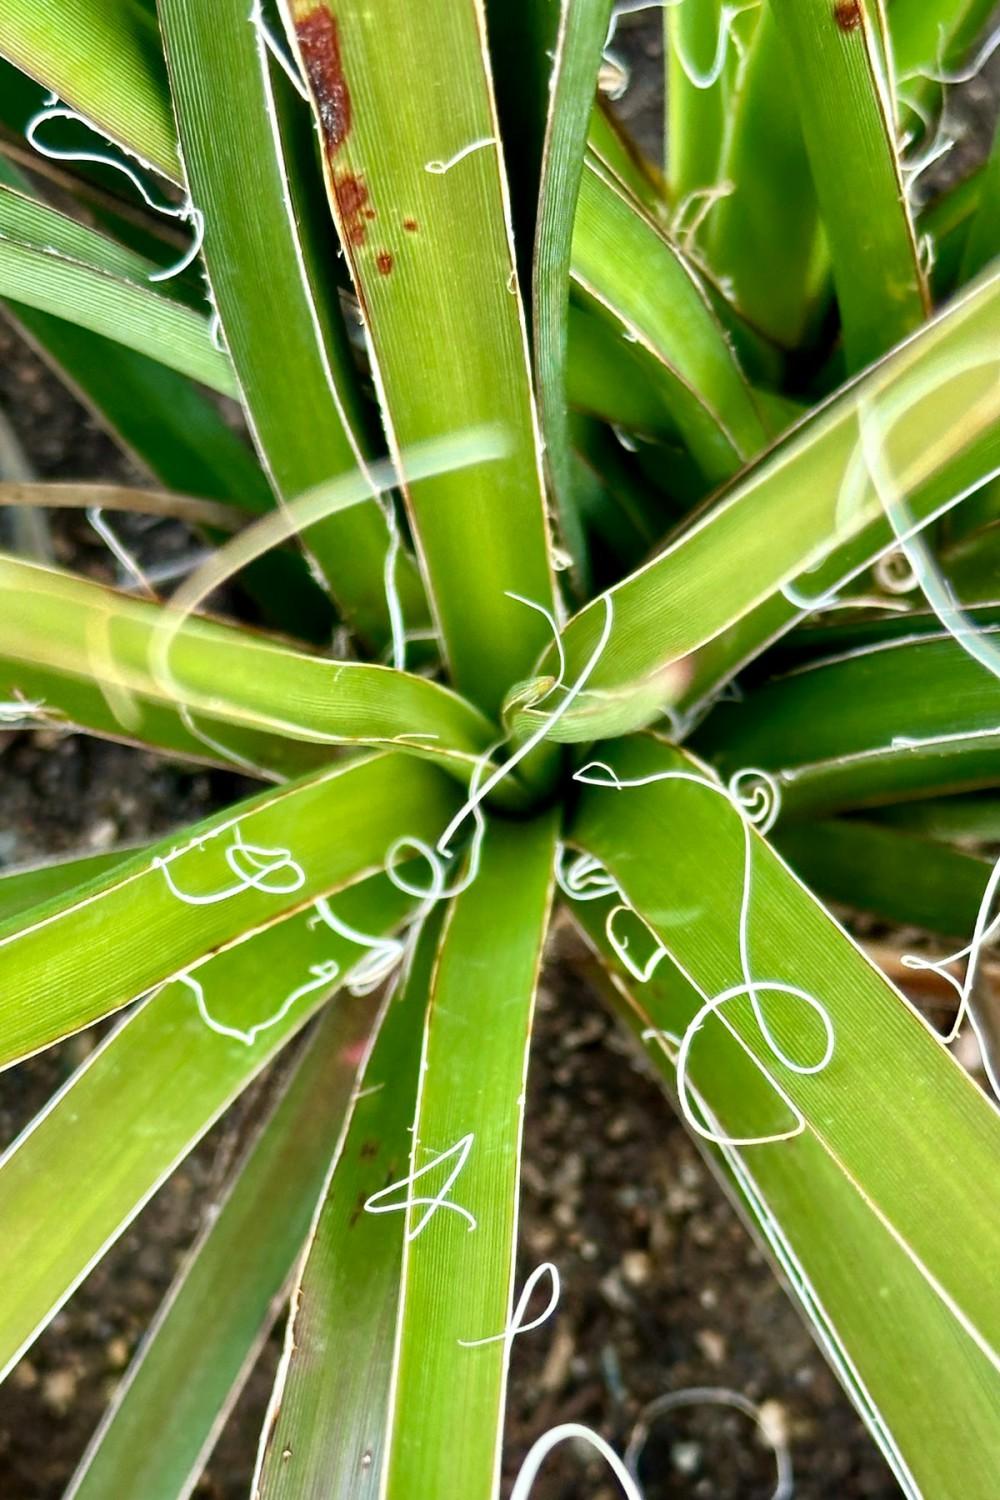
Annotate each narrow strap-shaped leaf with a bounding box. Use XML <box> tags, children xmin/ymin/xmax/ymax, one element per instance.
<box><xmin>529</xmin><ymin>271</ymin><xmax>999</xmax><ymax>742</ymax></box>
<box><xmin>920</xmin><ymin>166</ymin><xmax>984</xmax><ymax>300</ymax></box>
<box><xmin>0</xmin><ymin>180</ymin><xmax>173</xmax><ymax>283</ymax></box>
<box><xmin>0</xmin><ymin>874</ymin><xmax>410</xmax><ymax>1379</ymax></box>
<box><xmin>0</xmin><ymin>652</ymin><xmax>330</xmax><ymax>782</ymax></box>
<box><xmin>665</xmin><ymin>0</ymin><xmax>754</xmax><ymax>205</ymax></box>
<box><xmin>257</xmin><ymin>810</ymin><xmax>558</xmax><ymax>1498</ymax></box>
<box><xmin>567</xmin><ymin>299</ymin><xmax>681</xmax><ymax>438</ymax></box>
<box><xmin>572</xmin><ymin>159</ymin><xmax>768</xmax><ymax>483</ymax></box>
<box><xmin>768</xmin><ymin>0</ymin><xmax>927</xmax><ymax>370</ymax></box>
<box><xmin>872</xmin><ymin>792</ymin><xmax>1000</xmax><ymax>844</ymax></box>
<box><xmin>569</xmin><ymin>734</ymin><xmax>1000</xmax><ymax>1497</ymax></box>
<box><xmin>66</xmin><ymin>995</ymin><xmax>376</xmax><ymax>1500</ymax></box>
<box><xmin>705</xmin><ymin>6</ymin><xmax>825</xmax><ymax>348</ymax></box>
<box><xmin>0</xmin><ymin>846</ymin><xmax>141</xmax><ymax>923</ymax></box>
<box><xmin>7</xmin><ymin>308</ymin><xmax>272</xmax><ymax>511</ymax></box>
<box><xmin>961</xmin><ymin>114</ymin><xmax>1000</xmax><ymax>283</ymax></box>
<box><xmin>158</xmin><ymin>0</ymin><xmax>409</xmax><ymax>650</ymax></box>
<box><xmin>533</xmin><ymin>0</ymin><xmax>613</xmax><ymax>573</ymax></box>
<box><xmin>587</xmin><ymin>99</ymin><xmax>666</xmax><ymax>220</ymax></box>
<box><xmin>0</xmin><ymin>154</ymin><xmax>335</xmax><ymax>639</ymax></box>
<box><xmin>773</xmin><ymin>816</ymin><xmax>992</xmax><ymax>938</ymax></box>
<box><xmin>252</xmin><ymin>909</ymin><xmax>443</xmax><ymax>1500</ymax></box>
<box><xmin>0</xmin><ymin>555</ymin><xmax>497</xmax><ymax>783</ymax></box>
<box><xmin>697</xmin><ymin>631</ymin><xmax>1000</xmax><ymax>816</ymax></box>
<box><xmin>0</xmin><ymin>751</ymin><xmax>459</xmax><ymax>1066</ymax></box>
<box><xmin>282</xmin><ymin>0</ymin><xmax>555</xmax><ymax>715</ymax></box>
<box><xmin>572</xmin><ymin>879</ymin><xmax>1000</xmax><ymax>1500</ymax></box>
<box><xmin>0</xmin><ymin>0</ymin><xmax>178</xmax><ymax>178</ymax></box>
<box><xmin>890</xmin><ymin>0</ymin><xmax>998</xmax><ymax>141</ymax></box>
<box><xmin>380</xmin><ymin>812</ymin><xmax>557</xmax><ymax>1497</ymax></box>
<box><xmin>0</xmin><ymin>236</ymin><xmax>234</xmax><ymax>393</ymax></box>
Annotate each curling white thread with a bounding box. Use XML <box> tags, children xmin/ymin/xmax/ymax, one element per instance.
<box><xmin>673</xmin><ymin>180</ymin><xmax>735</xmax><ymax>247</ymax></box>
<box><xmin>904</xmin><ymin>23</ymin><xmax>1000</xmax><ymax>88</ymax></box>
<box><xmin>623</xmin><ymin>1385</ymin><xmax>793</xmax><ymax>1499</ymax></box>
<box><xmin>154</xmin><ymin>823</ymin><xmax>305</xmax><ymax>905</ymax></box>
<box><xmin>177</xmin><ymin>704</ymin><xmax>275</xmax><ymax>780</ymax></box>
<box><xmin>670</xmin><ymin>2</ymin><xmax>760</xmax><ymax>90</ymax></box>
<box><xmin>176</xmin><ymin>958</ymin><xmax>338</xmax><ymax>1046</ymax></box>
<box><xmin>458</xmin><ymin>1262</ymin><xmax>560</xmax><ymax>1347</ymax></box>
<box><xmin>310</xmin><ymin>894</ymin><xmax>405</xmax><ymax>995</ymax></box>
<box><xmin>555</xmin><ymin>848</ymin><xmax>620</xmax><ymax>903</ymax></box>
<box><xmin>424</xmin><ymin>138</ymin><xmax>497</xmax><ymax>175</ymax></box>
<box><xmin>383</xmin><ymin>508</ymin><xmax>408</xmax><ymax>672</ymax></box>
<box><xmin>856</xmin><ymin>384</ymin><xmax>1000</xmax><ymax>687</ymax></box>
<box><xmin>573</xmin><ymin>760</ymin><xmax>837</xmax><ymax>1147</ymax></box>
<box><xmin>606</xmin><ymin>902</ymin><xmax>667</xmax><ymax>983</ymax></box>
<box><xmin>509</xmin><ymin>1423</ymin><xmax>643</xmax><ymax>1500</ymax></box>
<box><xmin>363</xmin><ymin>1132</ymin><xmax>477</xmax><ymax>1240</ymax></box>
<box><xmin>87</xmin><ymin>507</ymin><xmax>155</xmax><ymax>597</ymax></box>
<box><xmin>437</xmin><ymin>593</ymin><xmax>614</xmax><ymax>858</ymax></box>
<box><xmin>899</xmin><ymin>850</ymin><xmax>1000</xmax><ymax>1104</ymax></box>
<box><xmin>26</xmin><ymin>96</ymin><xmax>205</xmax><ymax>284</ymax></box>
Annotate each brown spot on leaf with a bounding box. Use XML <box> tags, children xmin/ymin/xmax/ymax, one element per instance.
<box><xmin>376</xmin><ymin>250</ymin><xmax>394</xmax><ymax>275</ymax></box>
<box><xmin>360</xmin><ymin>1139</ymin><xmax>380</xmax><ymax>1160</ymax></box>
<box><xmin>833</xmin><ymin>0</ymin><xmax>862</xmax><ymax>30</ymax></box>
<box><xmin>403</xmin><ymin>217</ymin><xmax>419</xmax><ymax>232</ymax></box>
<box><xmin>297</xmin><ymin>7</ymin><xmax>351</xmax><ymax>153</ymax></box>
<box><xmin>334</xmin><ymin>170</ymin><xmax>370</xmax><ymax>245</ymax></box>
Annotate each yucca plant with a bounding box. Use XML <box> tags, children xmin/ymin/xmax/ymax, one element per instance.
<box><xmin>0</xmin><ymin>0</ymin><xmax>998</xmax><ymax>1494</ymax></box>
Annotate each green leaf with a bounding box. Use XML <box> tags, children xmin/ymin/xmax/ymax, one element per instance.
<box><xmin>380</xmin><ymin>812</ymin><xmax>557</xmax><ymax>1497</ymax></box>
<box><xmin>0</xmin><ymin>0</ymin><xmax>178</xmax><ymax>179</ymax></box>
<box><xmin>257</xmin><ymin>811</ymin><xmax>558</xmax><ymax>1497</ymax></box>
<box><xmin>533</xmin><ymin>0</ymin><xmax>613</xmax><ymax>575</ymax></box>
<box><xmin>0</xmin><ymin>873</ymin><xmax>410</xmax><ymax>1378</ymax></box>
<box><xmin>282</xmin><ymin>0</ymin><xmax>555</xmax><ymax>715</ymax></box>
<box><xmin>0</xmin><ymin>554</ymin><xmax>497</xmax><ymax>784</ymax></box>
<box><xmin>0</xmin><ymin>651</ymin><xmax>330</xmax><ymax>780</ymax></box>
<box><xmin>65</xmin><ymin>995</ymin><xmax>376</xmax><ymax>1500</ymax></box>
<box><xmin>0</xmin><ymin>752</ymin><xmax>459</xmax><ymax>1067</ymax></box>
<box><xmin>705</xmin><ymin>5</ymin><xmax>825</xmax><ymax>348</ymax></box>
<box><xmin>768</xmin><ymin>0</ymin><xmax>927</xmax><ymax>370</ymax></box>
<box><xmin>698</xmin><ymin>630</ymin><xmax>1000</xmax><ymax>816</ymax></box>
<box><xmin>0</xmin><ymin>846</ymin><xmax>141</xmax><ymax>923</ymax></box>
<box><xmin>961</xmin><ymin>113</ymin><xmax>1000</xmax><ymax>283</ymax></box>
<box><xmin>0</xmin><ymin>232</ymin><xmax>234</xmax><ymax>394</ymax></box>
<box><xmin>570</xmin><ymin>734</ymin><xmax>1000</xmax><ymax>1500</ymax></box>
<box><xmin>159</xmin><ymin>0</ymin><xmax>413</xmax><ymax>652</ymax></box>
<box><xmin>587</xmin><ymin>99</ymin><xmax>666</xmax><ymax>221</ymax></box>
<box><xmin>920</xmin><ymin>165</ymin><xmax>983</xmax><ymax>301</ymax></box>
<box><xmin>872</xmin><ymin>791</ymin><xmax>1000</xmax><ymax>844</ymax></box>
<box><xmin>664</xmin><ymin>0</ymin><xmax>755</xmax><ymax>205</ymax></box>
<box><xmin>567</xmin><ymin>300</ymin><xmax>680</xmax><ymax>438</ymax></box>
<box><xmin>572</xmin><ymin>158</ymin><xmax>768</xmax><ymax>483</ymax></box>
<box><xmin>773</xmin><ymin>816</ymin><xmax>992</xmax><ymax>938</ymax></box>
<box><xmin>252</xmin><ymin>908</ymin><xmax>443</xmax><ymax>1500</ymax></box>
<box><xmin>532</xmin><ymin>270</ymin><xmax>1000</xmax><ymax>743</ymax></box>
<box><xmin>890</xmin><ymin>0</ymin><xmax>998</xmax><ymax>141</ymax></box>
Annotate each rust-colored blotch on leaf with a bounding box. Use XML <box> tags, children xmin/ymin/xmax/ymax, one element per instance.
<box><xmin>297</xmin><ymin>7</ymin><xmax>351</xmax><ymax>153</ymax></box>
<box><xmin>335</xmin><ymin>171</ymin><xmax>370</xmax><ymax>246</ymax></box>
<box><xmin>403</xmin><ymin>218</ymin><xmax>419</xmax><ymax>233</ymax></box>
<box><xmin>376</xmin><ymin>251</ymin><xmax>394</xmax><ymax>276</ymax></box>
<box><xmin>833</xmin><ymin>0</ymin><xmax>862</xmax><ymax>31</ymax></box>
